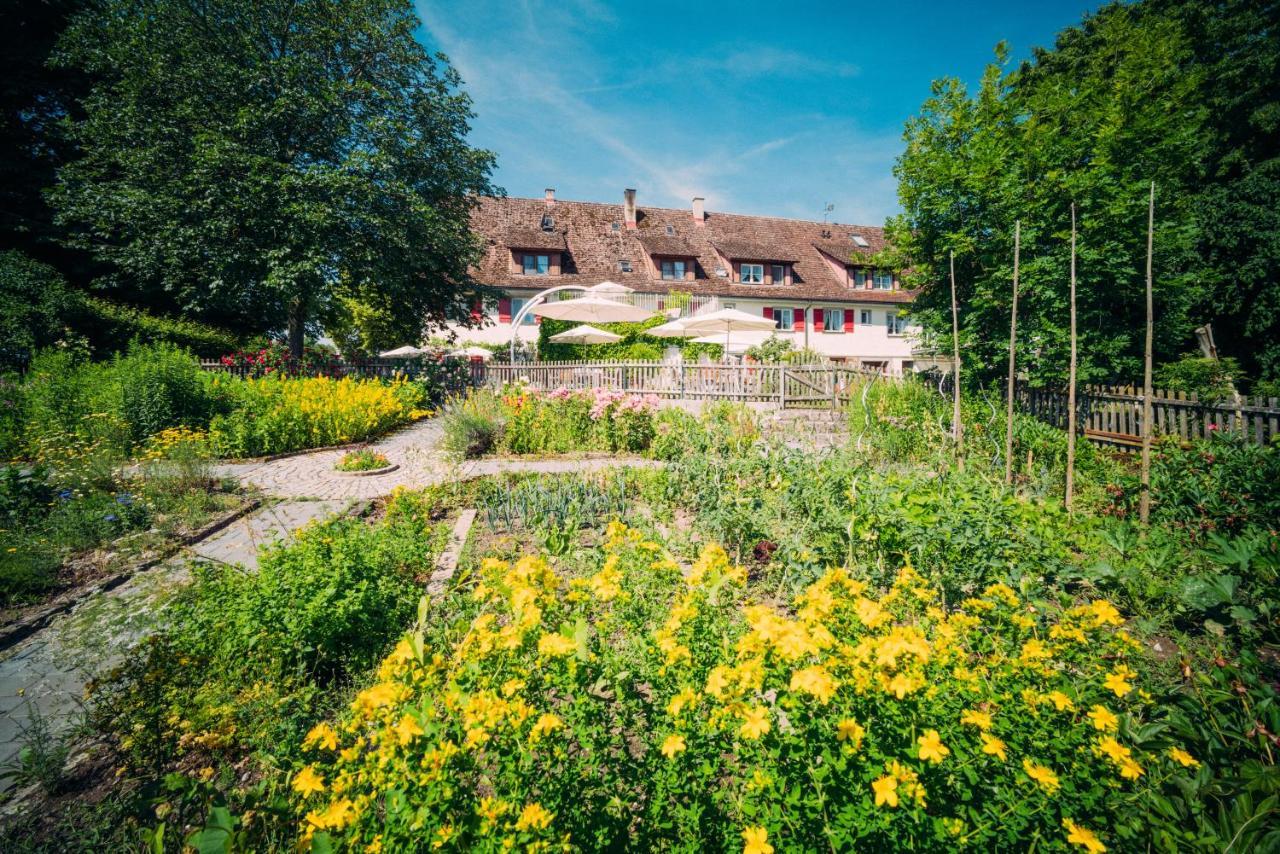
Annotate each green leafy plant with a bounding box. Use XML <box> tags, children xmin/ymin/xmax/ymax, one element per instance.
<box><xmin>335</xmin><ymin>449</ymin><xmax>390</xmax><ymax>472</ymax></box>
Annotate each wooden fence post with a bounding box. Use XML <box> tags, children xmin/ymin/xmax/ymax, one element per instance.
<box><xmin>1004</xmin><ymin>220</ymin><xmax>1021</xmax><ymax>486</ymax></box>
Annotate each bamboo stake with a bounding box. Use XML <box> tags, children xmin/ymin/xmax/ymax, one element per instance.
<box><xmin>1004</xmin><ymin>220</ymin><xmax>1021</xmax><ymax>486</ymax></box>
<box><xmin>1066</xmin><ymin>203</ymin><xmax>1078</xmax><ymax>513</ymax></box>
<box><xmin>949</xmin><ymin>250</ymin><xmax>963</xmax><ymax>460</ymax></box>
<box><xmin>1140</xmin><ymin>183</ymin><xmax>1155</xmax><ymax>524</ymax></box>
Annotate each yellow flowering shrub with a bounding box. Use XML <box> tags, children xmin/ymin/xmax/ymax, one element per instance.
<box><xmin>208</xmin><ymin>375</ymin><xmax>427</xmax><ymax>457</ymax></box>
<box><xmin>294</xmin><ymin>525</ymin><xmax>1200</xmax><ymax>851</ymax></box>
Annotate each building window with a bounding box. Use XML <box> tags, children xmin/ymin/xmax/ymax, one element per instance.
<box><xmin>886</xmin><ymin>311</ymin><xmax>908</xmax><ymax>335</ymax></box>
<box><xmin>874</xmin><ymin>270</ymin><xmax>894</xmax><ymax>290</ymax></box>
<box><xmin>773</xmin><ymin>307</ymin><xmax>794</xmax><ymax>331</ymax></box>
<box><xmin>661</xmin><ymin>259</ymin><xmax>686</xmax><ymax>280</ymax></box>
<box><xmin>511</xmin><ymin>298</ymin><xmax>538</xmax><ymax>325</ymax></box>
<box><xmin>618</xmin><ymin>259</ymin><xmax>632</xmax><ymax>273</ymax></box>
<box><xmin>522</xmin><ymin>254</ymin><xmax>550</xmax><ymax>275</ymax></box>
<box><xmin>771</xmin><ymin>264</ymin><xmax>787</xmax><ymax>284</ymax></box>
<box><xmin>860</xmin><ymin>310</ymin><xmax>873</xmax><ymax>325</ymax></box>
<box><xmin>723</xmin><ymin>303</ymin><xmax>736</xmax><ymax>310</ymax></box>
<box><xmin>853</xmin><ymin>269</ymin><xmax>868</xmax><ymax>288</ymax></box>
<box><xmin>823</xmin><ymin>308</ymin><xmax>844</xmax><ymax>332</ymax></box>
<box><xmin>741</xmin><ymin>263</ymin><xmax>764</xmax><ymax>284</ymax></box>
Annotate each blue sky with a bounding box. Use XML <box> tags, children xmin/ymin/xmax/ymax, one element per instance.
<box><xmin>416</xmin><ymin>1</ymin><xmax>1102</xmax><ymax>226</ymax></box>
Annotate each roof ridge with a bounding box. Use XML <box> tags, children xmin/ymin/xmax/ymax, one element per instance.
<box><xmin>485</xmin><ymin>194</ymin><xmax>882</xmax><ymax>232</ymax></box>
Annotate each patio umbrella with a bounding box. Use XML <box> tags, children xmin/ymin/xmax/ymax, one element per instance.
<box><xmin>584</xmin><ymin>281</ymin><xmax>633</xmax><ymax>297</ymax></box>
<box><xmin>379</xmin><ymin>345</ymin><xmax>429</xmax><ymax>358</ymax></box>
<box><xmin>646</xmin><ymin>318</ymin><xmax>693</xmax><ymax>338</ymax></box>
<box><xmin>691</xmin><ymin>331</ymin><xmax>772</xmax><ymax>354</ymax></box>
<box><xmin>678</xmin><ymin>308</ymin><xmax>778</xmax><ymax>353</ymax></box>
<box><xmin>532</xmin><ymin>296</ymin><xmax>655</xmax><ymax>324</ymax></box>
<box><xmin>449</xmin><ymin>346</ymin><xmax>493</xmax><ymax>360</ymax></box>
<box><xmin>549</xmin><ymin>324</ymin><xmax>624</xmax><ymax>345</ymax></box>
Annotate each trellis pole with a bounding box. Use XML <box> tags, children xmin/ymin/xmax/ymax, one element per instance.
<box><xmin>1140</xmin><ymin>182</ymin><xmax>1155</xmax><ymax>524</ymax></box>
<box><xmin>1066</xmin><ymin>203</ymin><xmax>1078</xmax><ymax>513</ymax></box>
<box><xmin>1004</xmin><ymin>220</ymin><xmax>1021</xmax><ymax>486</ymax></box>
<box><xmin>949</xmin><ymin>250</ymin><xmax>963</xmax><ymax>462</ymax></box>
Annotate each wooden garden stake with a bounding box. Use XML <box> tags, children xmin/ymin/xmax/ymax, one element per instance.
<box><xmin>949</xmin><ymin>250</ymin><xmax>963</xmax><ymax>460</ymax></box>
<box><xmin>1140</xmin><ymin>183</ymin><xmax>1155</xmax><ymax>524</ymax></box>
<box><xmin>1065</xmin><ymin>203</ymin><xmax>1078</xmax><ymax>513</ymax></box>
<box><xmin>1004</xmin><ymin>220</ymin><xmax>1021</xmax><ymax>486</ymax></box>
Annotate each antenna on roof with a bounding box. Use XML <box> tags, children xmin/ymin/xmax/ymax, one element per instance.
<box><xmin>822</xmin><ymin>203</ymin><xmax>834</xmax><ymax>224</ymax></box>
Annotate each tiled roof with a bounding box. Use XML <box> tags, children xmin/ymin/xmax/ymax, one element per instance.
<box><xmin>470</xmin><ymin>195</ymin><xmax>916</xmax><ymax>304</ymax></box>
<box><xmin>503</xmin><ymin>228</ymin><xmax>567</xmax><ymax>251</ymax></box>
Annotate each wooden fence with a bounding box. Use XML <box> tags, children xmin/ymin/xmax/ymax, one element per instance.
<box><xmin>1016</xmin><ymin>381</ymin><xmax>1280</xmax><ymax>449</ymax></box>
<box><xmin>199</xmin><ymin>359</ymin><xmax>487</xmax><ymax>384</ymax></box>
<box><xmin>480</xmin><ymin>361</ymin><xmax>877</xmax><ymax>407</ymax></box>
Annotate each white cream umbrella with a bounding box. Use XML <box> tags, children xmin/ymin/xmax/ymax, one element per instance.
<box><xmin>532</xmin><ymin>296</ymin><xmax>655</xmax><ymax>323</ymax></box>
<box><xmin>646</xmin><ymin>318</ymin><xmax>693</xmax><ymax>338</ymax></box>
<box><xmin>584</xmin><ymin>281</ymin><xmax>633</xmax><ymax>297</ymax></box>
<box><xmin>678</xmin><ymin>308</ymin><xmax>778</xmax><ymax>354</ymax></box>
<box><xmin>379</xmin><ymin>345</ymin><xmax>429</xmax><ymax>358</ymax></box>
<box><xmin>549</xmin><ymin>324</ymin><xmax>624</xmax><ymax>345</ymax></box>
<box><xmin>691</xmin><ymin>331</ymin><xmax>773</xmax><ymax>353</ymax></box>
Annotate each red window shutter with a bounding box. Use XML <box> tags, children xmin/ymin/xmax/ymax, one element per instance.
<box><xmin>844</xmin><ymin>308</ymin><xmax>854</xmax><ymax>332</ymax></box>
<box><xmin>470</xmin><ymin>298</ymin><xmax>483</xmax><ymax>322</ymax></box>
<box><xmin>498</xmin><ymin>298</ymin><xmax>511</xmax><ymax>323</ymax></box>
<box><xmin>762</xmin><ymin>306</ymin><xmax>773</xmax><ymax>320</ymax></box>
<box><xmin>794</xmin><ymin>307</ymin><xmax>805</xmax><ymax>331</ymax></box>
<box><xmin>813</xmin><ymin>309</ymin><xmax>824</xmax><ymax>332</ymax></box>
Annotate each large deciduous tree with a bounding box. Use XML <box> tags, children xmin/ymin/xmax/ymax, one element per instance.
<box><xmin>50</xmin><ymin>0</ymin><xmax>498</xmax><ymax>356</ymax></box>
<box><xmin>889</xmin><ymin>0</ymin><xmax>1279</xmax><ymax>386</ymax></box>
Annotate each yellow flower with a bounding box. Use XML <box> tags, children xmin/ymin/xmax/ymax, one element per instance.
<box><xmin>392</xmin><ymin>714</ymin><xmax>424</xmax><ymax>746</ymax></box>
<box><xmin>960</xmin><ymin>709</ymin><xmax>992</xmax><ymax>731</ymax></box>
<box><xmin>530</xmin><ymin>713</ymin><xmax>563</xmax><ymax>741</ymax></box>
<box><xmin>660</xmin><ymin>734</ymin><xmax>687</xmax><ymax>758</ymax></box>
<box><xmin>667</xmin><ymin>687</ymin><xmax>698</xmax><ymax>717</ymax></box>
<box><xmin>304</xmin><ymin>721</ymin><xmax>339</xmax><ymax>751</ymax></box>
<box><xmin>1169</xmin><ymin>747</ymin><xmax>1200</xmax><ymax>768</ymax></box>
<box><xmin>305</xmin><ymin>798</ymin><xmax>355</xmax><ymax>831</ymax></box>
<box><xmin>1047</xmin><ymin>691</ymin><xmax>1075</xmax><ymax>712</ymax></box>
<box><xmin>537</xmin><ymin>633</ymin><xmax>576</xmax><ymax>657</ymax></box>
<box><xmin>981</xmin><ymin>733</ymin><xmax>1007</xmax><ymax>761</ymax></box>
<box><xmin>291</xmin><ymin>765</ymin><xmax>325</xmax><ymax>796</ymax></box>
<box><xmin>739</xmin><ymin>706</ymin><xmax>771</xmax><ymax>740</ymax></box>
<box><xmin>917</xmin><ymin>729</ymin><xmax>950</xmax><ymax>764</ymax></box>
<box><xmin>789</xmin><ymin>665</ymin><xmax>838</xmax><ymax>704</ymax></box>
<box><xmin>1087</xmin><ymin>705</ymin><xmax>1119</xmax><ymax>732</ymax></box>
<box><xmin>1087</xmin><ymin>600</ymin><xmax>1125</xmax><ymax>628</ymax></box>
<box><xmin>515</xmin><ymin>802</ymin><xmax>554</xmax><ymax>831</ymax></box>
<box><xmin>1023</xmin><ymin>758</ymin><xmax>1060</xmax><ymax>792</ymax></box>
<box><xmin>1064</xmin><ymin>818</ymin><xmax>1107</xmax><ymax>852</ymax></box>
<box><xmin>872</xmin><ymin>774</ymin><xmax>899</xmax><ymax>808</ymax></box>
<box><xmin>431</xmin><ymin>824</ymin><xmax>455</xmax><ymax>849</ymax></box>
<box><xmin>741</xmin><ymin>826</ymin><xmax>773</xmax><ymax>854</ymax></box>
<box><xmin>836</xmin><ymin>718</ymin><xmax>865</xmax><ymax>748</ymax></box>
<box><xmin>1103</xmin><ymin>665</ymin><xmax>1135</xmax><ymax>698</ymax></box>
<box><xmin>887</xmin><ymin>672</ymin><xmax>918</xmax><ymax>700</ymax></box>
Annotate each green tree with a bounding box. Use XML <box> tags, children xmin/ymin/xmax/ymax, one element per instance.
<box><xmin>890</xmin><ymin>0</ymin><xmax>1280</xmax><ymax>386</ymax></box>
<box><xmin>50</xmin><ymin>0</ymin><xmax>498</xmax><ymax>356</ymax></box>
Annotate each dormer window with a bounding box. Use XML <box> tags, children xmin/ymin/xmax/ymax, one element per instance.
<box><xmin>540</xmin><ymin>214</ymin><xmax>554</xmax><ymax>231</ymax></box>
<box><xmin>665</xmin><ymin>225</ymin><xmax>675</xmax><ymax>236</ymax></box>
<box><xmin>741</xmin><ymin>263</ymin><xmax>764</xmax><ymax>284</ymax></box>
<box><xmin>873</xmin><ymin>270</ymin><xmax>894</xmax><ymax>290</ymax></box>
<box><xmin>660</xmin><ymin>259</ymin><xmax>687</xmax><ymax>281</ymax></box>
<box><xmin>853</xmin><ymin>268</ymin><xmax>868</xmax><ymax>288</ymax></box>
<box><xmin>619</xmin><ymin>259</ymin><xmax>632</xmax><ymax>273</ymax></box>
<box><xmin>771</xmin><ymin>264</ymin><xmax>788</xmax><ymax>285</ymax></box>
<box><xmin>522</xmin><ymin>253</ymin><xmax>550</xmax><ymax>275</ymax></box>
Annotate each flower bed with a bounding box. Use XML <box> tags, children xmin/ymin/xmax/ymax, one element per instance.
<box><xmin>291</xmin><ymin>523</ymin><xmax>1193</xmax><ymax>851</ymax></box>
<box><xmin>334</xmin><ymin>449</ymin><xmax>391</xmax><ymax>473</ymax></box>
<box><xmin>208</xmin><ymin>375</ymin><xmax>428</xmax><ymax>458</ymax></box>
<box><xmin>443</xmin><ymin>386</ymin><xmax>661</xmax><ymax>458</ymax></box>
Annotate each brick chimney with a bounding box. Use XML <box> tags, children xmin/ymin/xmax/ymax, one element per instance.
<box><xmin>692</xmin><ymin>196</ymin><xmax>705</xmax><ymax>226</ymax></box>
<box><xmin>544</xmin><ymin>188</ymin><xmax>555</xmax><ymax>206</ymax></box>
<box><xmin>623</xmin><ymin>188</ymin><xmax>637</xmax><ymax>230</ymax></box>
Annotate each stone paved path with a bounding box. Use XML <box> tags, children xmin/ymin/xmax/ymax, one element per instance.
<box><xmin>0</xmin><ymin>498</ymin><xmax>347</xmax><ymax>779</ymax></box>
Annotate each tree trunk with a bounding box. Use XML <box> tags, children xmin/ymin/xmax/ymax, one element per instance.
<box><xmin>1004</xmin><ymin>220</ymin><xmax>1021</xmax><ymax>487</ymax></box>
<box><xmin>1140</xmin><ymin>183</ymin><xmax>1155</xmax><ymax>524</ymax></box>
<box><xmin>288</xmin><ymin>298</ymin><xmax>305</xmax><ymax>360</ymax></box>
<box><xmin>1066</xmin><ymin>203</ymin><xmax>1078</xmax><ymax>513</ymax></box>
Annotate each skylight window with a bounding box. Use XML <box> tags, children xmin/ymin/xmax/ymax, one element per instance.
<box><xmin>540</xmin><ymin>214</ymin><xmax>554</xmax><ymax>231</ymax></box>
<box><xmin>665</xmin><ymin>225</ymin><xmax>675</xmax><ymax>235</ymax></box>
<box><xmin>851</xmin><ymin>234</ymin><xmax>869</xmax><ymax>248</ymax></box>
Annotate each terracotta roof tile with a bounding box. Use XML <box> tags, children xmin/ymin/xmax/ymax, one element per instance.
<box><xmin>469</xmin><ymin>195</ymin><xmax>917</xmax><ymax>305</ymax></box>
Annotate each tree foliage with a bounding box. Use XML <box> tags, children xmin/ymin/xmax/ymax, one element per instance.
<box><xmin>890</xmin><ymin>0</ymin><xmax>1280</xmax><ymax>385</ymax></box>
<box><xmin>50</xmin><ymin>0</ymin><xmax>499</xmax><ymax>354</ymax></box>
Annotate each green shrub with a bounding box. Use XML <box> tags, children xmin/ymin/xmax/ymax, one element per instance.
<box><xmin>649</xmin><ymin>407</ymin><xmax>705</xmax><ymax>461</ymax></box>
<box><xmin>72</xmin><ymin>295</ymin><xmax>241</xmax><ymax>358</ymax></box>
<box><xmin>442</xmin><ymin>390</ymin><xmax>506</xmax><ymax>458</ymax></box>
<box><xmin>90</xmin><ymin>491</ymin><xmax>439</xmax><ymax>768</ymax></box>
<box><xmin>1154</xmin><ymin>353</ymin><xmax>1242</xmax><ymax>402</ymax></box>
<box><xmin>0</xmin><ymin>250</ymin><xmax>77</xmax><ymax>372</ymax></box>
